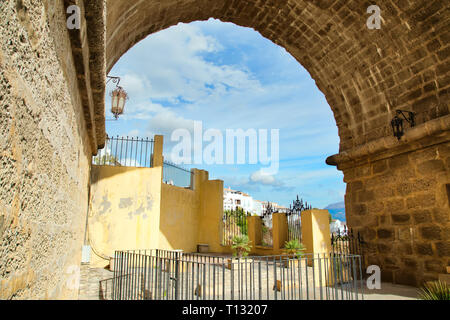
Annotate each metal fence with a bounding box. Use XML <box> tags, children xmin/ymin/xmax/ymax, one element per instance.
<box><xmin>92</xmin><ymin>136</ymin><xmax>154</xmax><ymax>168</ymax></box>
<box><xmin>331</xmin><ymin>227</ymin><xmax>366</xmax><ymax>277</ymax></box>
<box><xmin>104</xmin><ymin>249</ymin><xmax>364</xmax><ymax>300</ymax></box>
<box><xmin>287</xmin><ymin>196</ymin><xmax>311</xmax><ymax>242</ymax></box>
<box><xmin>163</xmin><ymin>161</ymin><xmax>193</xmax><ymax>189</ymax></box>
<box><xmin>260</xmin><ymin>203</ymin><xmax>275</xmax><ymax>247</ymax></box>
<box><xmin>221</xmin><ymin>209</ymin><xmax>249</xmax><ymax>246</ymax></box>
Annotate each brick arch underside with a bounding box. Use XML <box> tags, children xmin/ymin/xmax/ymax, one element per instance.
<box><xmin>105</xmin><ymin>0</ymin><xmax>449</xmax><ymax>154</ymax></box>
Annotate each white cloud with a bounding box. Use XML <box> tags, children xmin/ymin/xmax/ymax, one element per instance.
<box><xmin>250</xmin><ymin>170</ymin><xmax>279</xmax><ymax>186</ymax></box>
<box><xmin>105</xmin><ymin>19</ymin><xmax>344</xmax><ymax>208</ymax></box>
<box><xmin>109</xmin><ymin>22</ymin><xmax>261</xmax><ymax>107</ymax></box>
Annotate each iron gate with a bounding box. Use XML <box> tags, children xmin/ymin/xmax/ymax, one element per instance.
<box><xmin>105</xmin><ymin>250</ymin><xmax>364</xmax><ymax>300</ymax></box>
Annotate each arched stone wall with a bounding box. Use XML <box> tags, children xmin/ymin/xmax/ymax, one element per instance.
<box><xmin>105</xmin><ymin>0</ymin><xmax>449</xmax><ymax>152</ymax></box>
<box><xmin>101</xmin><ymin>0</ymin><xmax>449</xmax><ymax>286</ymax></box>
<box><xmin>0</xmin><ymin>0</ymin><xmax>448</xmax><ymax>299</ymax></box>
<box><xmin>101</xmin><ymin>0</ymin><xmax>450</xmax><ymax>286</ymax></box>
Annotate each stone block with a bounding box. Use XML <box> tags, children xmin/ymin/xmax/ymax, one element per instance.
<box><xmin>391</xmin><ymin>213</ymin><xmax>411</xmax><ymax>225</ymax></box>
<box><xmin>398</xmin><ymin>227</ymin><xmax>413</xmax><ymax>241</ymax></box>
<box><xmin>412</xmin><ymin>210</ymin><xmax>432</xmax><ymax>224</ymax></box>
<box><xmin>435</xmin><ymin>242</ymin><xmax>450</xmax><ymax>257</ymax></box>
<box><xmin>352</xmin><ymin>203</ymin><xmax>368</xmax><ymax>216</ymax></box>
<box><xmin>402</xmin><ymin>258</ymin><xmax>418</xmax><ymax>269</ymax></box>
<box><xmin>420</xmin><ymin>226</ymin><xmax>442</xmax><ymax>240</ymax></box>
<box><xmin>372</xmin><ymin>160</ymin><xmax>388</xmax><ymax>174</ymax></box>
<box><xmin>417</xmin><ymin>160</ymin><xmax>445</xmax><ymax>175</ymax></box>
<box><xmin>414</xmin><ymin>242</ymin><xmax>434</xmax><ymax>256</ymax></box>
<box><xmin>377</xmin><ymin>228</ymin><xmax>395</xmax><ymax>240</ymax></box>
<box><xmin>395</xmin><ymin>270</ymin><xmax>418</xmax><ymax>287</ymax></box>
<box><xmin>388</xmin><ymin>154</ymin><xmax>410</xmax><ymax>170</ymax></box>
<box><xmin>424</xmin><ymin>260</ymin><xmax>445</xmax><ymax>273</ymax></box>
<box><xmin>438</xmin><ymin>273</ymin><xmax>450</xmax><ymax>284</ymax></box>
<box><xmin>406</xmin><ymin>193</ymin><xmax>436</xmax><ymax>209</ymax></box>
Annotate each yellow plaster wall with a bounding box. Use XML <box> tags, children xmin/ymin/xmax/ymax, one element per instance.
<box><xmin>301</xmin><ymin>209</ymin><xmax>332</xmax><ymax>255</ymax></box>
<box><xmin>198</xmin><ymin>177</ymin><xmax>226</xmax><ymax>253</ymax></box>
<box><xmin>88</xmin><ymin>165</ymin><xmax>162</xmax><ymax>268</ymax></box>
<box><xmin>159</xmin><ymin>184</ymin><xmax>199</xmax><ymax>252</ymax></box>
<box><xmin>88</xmin><ymin>164</ymin><xmax>226</xmax><ymax>264</ymax></box>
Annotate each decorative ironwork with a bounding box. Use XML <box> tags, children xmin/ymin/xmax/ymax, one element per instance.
<box><xmin>391</xmin><ymin>110</ymin><xmax>415</xmax><ymax>140</ymax></box>
<box><xmin>260</xmin><ymin>202</ymin><xmax>276</xmax><ymax>247</ymax></box>
<box><xmin>92</xmin><ymin>135</ymin><xmax>154</xmax><ymax>168</ymax></box>
<box><xmin>331</xmin><ymin>226</ymin><xmax>366</xmax><ymax>277</ymax></box>
<box><xmin>286</xmin><ymin>196</ymin><xmax>311</xmax><ymax>241</ymax></box>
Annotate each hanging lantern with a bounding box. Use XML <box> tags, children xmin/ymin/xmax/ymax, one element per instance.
<box><xmin>391</xmin><ymin>114</ymin><xmax>404</xmax><ymax>140</ymax></box>
<box><xmin>391</xmin><ymin>110</ymin><xmax>415</xmax><ymax>140</ymax></box>
<box><xmin>107</xmin><ymin>76</ymin><xmax>128</xmax><ymax>120</ymax></box>
<box><xmin>110</xmin><ymin>86</ymin><xmax>128</xmax><ymax>119</ymax></box>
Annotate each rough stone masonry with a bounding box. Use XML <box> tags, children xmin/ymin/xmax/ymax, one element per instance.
<box><xmin>0</xmin><ymin>0</ymin><xmax>449</xmax><ymax>298</ymax></box>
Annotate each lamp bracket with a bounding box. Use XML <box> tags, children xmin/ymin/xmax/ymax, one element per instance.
<box><xmin>107</xmin><ymin>76</ymin><xmax>121</xmax><ymax>88</ymax></box>
<box><xmin>395</xmin><ymin>110</ymin><xmax>415</xmax><ymax>127</ymax></box>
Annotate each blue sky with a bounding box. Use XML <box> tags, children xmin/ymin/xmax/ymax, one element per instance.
<box><xmin>105</xmin><ymin>19</ymin><xmax>345</xmax><ymax>209</ymax></box>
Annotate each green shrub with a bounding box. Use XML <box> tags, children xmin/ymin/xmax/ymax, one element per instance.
<box><xmin>231</xmin><ymin>235</ymin><xmax>252</xmax><ymax>258</ymax></box>
<box><xmin>418</xmin><ymin>281</ymin><xmax>450</xmax><ymax>300</ymax></box>
<box><xmin>283</xmin><ymin>239</ymin><xmax>306</xmax><ymax>258</ymax></box>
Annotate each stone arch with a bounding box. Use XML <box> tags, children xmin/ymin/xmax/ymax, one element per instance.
<box><xmin>97</xmin><ymin>0</ymin><xmax>449</xmax><ymax>286</ymax></box>
<box><xmin>1</xmin><ymin>0</ymin><xmax>448</xmax><ymax>299</ymax></box>
<box><xmin>103</xmin><ymin>0</ymin><xmax>448</xmax><ymax>155</ymax></box>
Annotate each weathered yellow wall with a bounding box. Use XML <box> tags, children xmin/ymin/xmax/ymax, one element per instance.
<box><xmin>89</xmin><ymin>165</ymin><xmax>162</xmax><ymax>268</ymax></box>
<box><xmin>159</xmin><ymin>184</ymin><xmax>199</xmax><ymax>252</ymax></box>
<box><xmin>301</xmin><ymin>209</ymin><xmax>332</xmax><ymax>255</ymax></box>
<box><xmin>197</xmin><ymin>170</ymin><xmax>226</xmax><ymax>253</ymax></box>
<box><xmin>89</xmin><ymin>165</ymin><xmax>226</xmax><ymax>265</ymax></box>
<box><xmin>248</xmin><ymin>213</ymin><xmax>289</xmax><ymax>256</ymax></box>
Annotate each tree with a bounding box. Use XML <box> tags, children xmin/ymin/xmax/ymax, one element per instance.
<box><xmin>231</xmin><ymin>235</ymin><xmax>252</xmax><ymax>258</ymax></box>
<box><xmin>94</xmin><ymin>154</ymin><xmax>120</xmax><ymax>166</ymax></box>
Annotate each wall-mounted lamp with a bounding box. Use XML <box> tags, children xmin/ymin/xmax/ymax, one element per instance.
<box><xmin>107</xmin><ymin>76</ymin><xmax>128</xmax><ymax>121</ymax></box>
<box><xmin>391</xmin><ymin>110</ymin><xmax>415</xmax><ymax>140</ymax></box>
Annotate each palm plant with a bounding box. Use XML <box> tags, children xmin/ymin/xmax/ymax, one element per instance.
<box><xmin>283</xmin><ymin>239</ymin><xmax>306</xmax><ymax>258</ymax></box>
<box><xmin>231</xmin><ymin>235</ymin><xmax>252</xmax><ymax>258</ymax></box>
<box><xmin>418</xmin><ymin>281</ymin><xmax>449</xmax><ymax>300</ymax></box>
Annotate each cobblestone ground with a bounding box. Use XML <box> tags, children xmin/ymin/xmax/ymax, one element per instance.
<box><xmin>81</xmin><ymin>261</ymin><xmax>362</xmax><ymax>300</ymax></box>
<box><xmin>78</xmin><ymin>259</ymin><xmax>419</xmax><ymax>301</ymax></box>
<box><xmin>78</xmin><ymin>264</ymin><xmax>114</xmax><ymax>300</ymax></box>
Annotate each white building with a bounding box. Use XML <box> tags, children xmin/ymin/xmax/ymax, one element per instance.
<box><xmin>224</xmin><ymin>187</ymin><xmax>267</xmax><ymax>214</ymax></box>
<box><xmin>330</xmin><ymin>219</ymin><xmax>347</xmax><ymax>234</ymax></box>
<box><xmin>224</xmin><ymin>187</ymin><xmax>255</xmax><ymax>213</ymax></box>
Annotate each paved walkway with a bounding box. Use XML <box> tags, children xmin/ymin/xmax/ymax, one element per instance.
<box><xmin>78</xmin><ymin>264</ymin><xmax>420</xmax><ymax>300</ymax></box>
<box><xmin>78</xmin><ymin>264</ymin><xmax>114</xmax><ymax>300</ymax></box>
<box><xmin>357</xmin><ymin>281</ymin><xmax>418</xmax><ymax>300</ymax></box>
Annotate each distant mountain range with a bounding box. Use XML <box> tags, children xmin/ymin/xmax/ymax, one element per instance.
<box><xmin>324</xmin><ymin>201</ymin><xmax>346</xmax><ymax>221</ymax></box>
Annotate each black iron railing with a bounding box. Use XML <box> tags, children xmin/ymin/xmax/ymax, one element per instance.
<box><xmin>163</xmin><ymin>161</ymin><xmax>193</xmax><ymax>189</ymax></box>
<box><xmin>287</xmin><ymin>196</ymin><xmax>311</xmax><ymax>242</ymax></box>
<box><xmin>331</xmin><ymin>227</ymin><xmax>366</xmax><ymax>277</ymax></box>
<box><xmin>221</xmin><ymin>209</ymin><xmax>249</xmax><ymax>246</ymax></box>
<box><xmin>105</xmin><ymin>249</ymin><xmax>364</xmax><ymax>300</ymax></box>
<box><xmin>93</xmin><ymin>136</ymin><xmax>154</xmax><ymax>168</ymax></box>
<box><xmin>260</xmin><ymin>202</ymin><xmax>276</xmax><ymax>247</ymax></box>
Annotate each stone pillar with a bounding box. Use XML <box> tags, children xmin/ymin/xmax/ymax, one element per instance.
<box><xmin>152</xmin><ymin>135</ymin><xmax>164</xmax><ymax>167</ymax></box>
<box><xmin>195</xmin><ymin>169</ymin><xmax>225</xmax><ymax>253</ymax></box>
<box><xmin>301</xmin><ymin>209</ymin><xmax>332</xmax><ymax>256</ymax></box>
<box><xmin>301</xmin><ymin>209</ymin><xmax>333</xmax><ymax>286</ymax></box>
<box><xmin>247</xmin><ymin>216</ymin><xmax>262</xmax><ymax>253</ymax></box>
<box><xmin>325</xmin><ymin>116</ymin><xmax>450</xmax><ymax>287</ymax></box>
<box><xmin>339</xmin><ymin>142</ymin><xmax>450</xmax><ymax>287</ymax></box>
<box><xmin>272</xmin><ymin>213</ymin><xmax>288</xmax><ymax>254</ymax></box>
